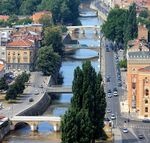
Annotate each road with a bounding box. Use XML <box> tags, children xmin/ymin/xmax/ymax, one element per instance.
<box><xmin>104</xmin><ymin>41</ymin><xmax>150</xmax><ymax>143</ymax></box>
<box><xmin>0</xmin><ymin>72</ymin><xmax>49</xmax><ymax>118</ymax></box>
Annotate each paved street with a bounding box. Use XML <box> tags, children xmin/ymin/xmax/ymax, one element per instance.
<box><xmin>104</xmin><ymin>41</ymin><xmax>150</xmax><ymax>143</ymax></box>
<box><xmin>0</xmin><ymin>72</ymin><xmax>49</xmax><ymax>118</ymax></box>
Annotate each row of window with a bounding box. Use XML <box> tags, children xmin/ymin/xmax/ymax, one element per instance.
<box><xmin>7</xmin><ymin>57</ymin><xmax>28</xmax><ymax>63</ymax></box>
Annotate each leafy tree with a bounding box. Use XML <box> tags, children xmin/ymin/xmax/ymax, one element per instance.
<box><xmin>101</xmin><ymin>8</ymin><xmax>127</xmax><ymax>44</ymax></box>
<box><xmin>5</xmin><ymin>84</ymin><xmax>17</xmax><ymax>100</ymax></box>
<box><xmin>0</xmin><ymin>77</ymin><xmax>8</xmax><ymax>91</ymax></box>
<box><xmin>119</xmin><ymin>59</ymin><xmax>127</xmax><ymax>68</ymax></box>
<box><xmin>39</xmin><ymin>15</ymin><xmax>53</xmax><ymax>27</ymax></box>
<box><xmin>62</xmin><ymin>61</ymin><xmax>106</xmax><ymax>142</ymax></box>
<box><xmin>43</xmin><ymin>26</ymin><xmax>64</xmax><ymax>55</ymax></box>
<box><xmin>16</xmin><ymin>18</ymin><xmax>33</xmax><ymax>25</ymax></box>
<box><xmin>124</xmin><ymin>3</ymin><xmax>138</xmax><ymax>47</ymax></box>
<box><xmin>139</xmin><ymin>10</ymin><xmax>149</xmax><ymax>18</ymax></box>
<box><xmin>37</xmin><ymin>46</ymin><xmax>61</xmax><ymax>76</ymax></box>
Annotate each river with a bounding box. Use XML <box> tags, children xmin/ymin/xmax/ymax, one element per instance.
<box><xmin>3</xmin><ymin>3</ymin><xmax>103</xmax><ymax>143</ymax></box>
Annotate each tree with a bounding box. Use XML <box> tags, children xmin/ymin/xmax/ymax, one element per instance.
<box><xmin>0</xmin><ymin>77</ymin><xmax>8</xmax><ymax>91</ymax></box>
<box><xmin>43</xmin><ymin>26</ymin><xmax>64</xmax><ymax>55</ymax></box>
<box><xmin>61</xmin><ymin>61</ymin><xmax>106</xmax><ymax>142</ymax></box>
<box><xmin>5</xmin><ymin>84</ymin><xmax>17</xmax><ymax>100</ymax></box>
<box><xmin>124</xmin><ymin>3</ymin><xmax>138</xmax><ymax>47</ymax></box>
<box><xmin>101</xmin><ymin>8</ymin><xmax>127</xmax><ymax>44</ymax></box>
<box><xmin>37</xmin><ymin>46</ymin><xmax>61</xmax><ymax>76</ymax></box>
<box><xmin>39</xmin><ymin>15</ymin><xmax>53</xmax><ymax>27</ymax></box>
<box><xmin>139</xmin><ymin>10</ymin><xmax>149</xmax><ymax>18</ymax></box>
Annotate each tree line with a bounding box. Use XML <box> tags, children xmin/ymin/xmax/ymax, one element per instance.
<box><xmin>61</xmin><ymin>61</ymin><xmax>106</xmax><ymax>143</ymax></box>
<box><xmin>101</xmin><ymin>3</ymin><xmax>138</xmax><ymax>50</ymax></box>
<box><xmin>5</xmin><ymin>72</ymin><xmax>30</xmax><ymax>100</ymax></box>
<box><xmin>0</xmin><ymin>0</ymin><xmax>80</xmax><ymax>25</ymax></box>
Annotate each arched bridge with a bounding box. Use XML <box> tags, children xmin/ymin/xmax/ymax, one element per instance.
<box><xmin>64</xmin><ymin>44</ymin><xmax>100</xmax><ymax>53</ymax></box>
<box><xmin>67</xmin><ymin>25</ymin><xmax>101</xmax><ymax>34</ymax></box>
<box><xmin>10</xmin><ymin>116</ymin><xmax>61</xmax><ymax>132</ymax></box>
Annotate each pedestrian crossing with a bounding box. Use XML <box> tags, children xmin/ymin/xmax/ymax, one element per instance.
<box><xmin>117</xmin><ymin>124</ymin><xmax>150</xmax><ymax>129</ymax></box>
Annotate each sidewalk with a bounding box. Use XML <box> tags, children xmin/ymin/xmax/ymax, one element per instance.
<box><xmin>112</xmin><ymin>128</ymin><xmax>122</xmax><ymax>143</ymax></box>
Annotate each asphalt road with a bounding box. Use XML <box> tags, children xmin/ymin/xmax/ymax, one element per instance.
<box><xmin>104</xmin><ymin>42</ymin><xmax>150</xmax><ymax>143</ymax></box>
<box><xmin>0</xmin><ymin>72</ymin><xmax>49</xmax><ymax>118</ymax></box>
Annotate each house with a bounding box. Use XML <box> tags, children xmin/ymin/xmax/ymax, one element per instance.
<box><xmin>32</xmin><ymin>11</ymin><xmax>52</xmax><ymax>24</ymax></box>
<box><xmin>0</xmin><ymin>61</ymin><xmax>4</xmax><ymax>78</ymax></box>
<box><xmin>0</xmin><ymin>15</ymin><xmax>9</xmax><ymax>21</ymax></box>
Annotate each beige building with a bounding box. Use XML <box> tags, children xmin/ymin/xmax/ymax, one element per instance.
<box><xmin>6</xmin><ymin>39</ymin><xmax>36</xmax><ymax>72</ymax></box>
<box><xmin>127</xmin><ymin>25</ymin><xmax>150</xmax><ymax>118</ymax></box>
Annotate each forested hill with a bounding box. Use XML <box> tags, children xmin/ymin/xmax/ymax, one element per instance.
<box><xmin>0</xmin><ymin>0</ymin><xmax>80</xmax><ymax>24</ymax></box>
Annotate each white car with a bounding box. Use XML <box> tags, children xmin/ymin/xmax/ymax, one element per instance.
<box><xmin>107</xmin><ymin>93</ymin><xmax>112</xmax><ymax>98</ymax></box>
<box><xmin>123</xmin><ymin>128</ymin><xmax>128</xmax><ymax>133</ymax></box>
<box><xmin>107</xmin><ymin>108</ymin><xmax>111</xmax><ymax>113</ymax></box>
<box><xmin>113</xmin><ymin>91</ymin><xmax>118</xmax><ymax>96</ymax></box>
<box><xmin>110</xmin><ymin>114</ymin><xmax>116</xmax><ymax>120</ymax></box>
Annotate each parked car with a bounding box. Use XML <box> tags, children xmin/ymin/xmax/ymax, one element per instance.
<box><xmin>113</xmin><ymin>91</ymin><xmax>118</xmax><ymax>96</ymax></box>
<box><xmin>142</xmin><ymin>119</ymin><xmax>150</xmax><ymax>123</ymax></box>
<box><xmin>107</xmin><ymin>108</ymin><xmax>111</xmax><ymax>113</ymax></box>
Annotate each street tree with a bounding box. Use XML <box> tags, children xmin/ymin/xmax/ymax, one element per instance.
<box><xmin>43</xmin><ymin>26</ymin><xmax>64</xmax><ymax>55</ymax></box>
<box><xmin>37</xmin><ymin>46</ymin><xmax>61</xmax><ymax>76</ymax></box>
<box><xmin>0</xmin><ymin>77</ymin><xmax>8</xmax><ymax>91</ymax></box>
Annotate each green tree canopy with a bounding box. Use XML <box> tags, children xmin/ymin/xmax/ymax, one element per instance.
<box><xmin>61</xmin><ymin>61</ymin><xmax>106</xmax><ymax>142</ymax></box>
<box><xmin>43</xmin><ymin>26</ymin><xmax>64</xmax><ymax>55</ymax></box>
<box><xmin>37</xmin><ymin>46</ymin><xmax>61</xmax><ymax>76</ymax></box>
<box><xmin>0</xmin><ymin>77</ymin><xmax>8</xmax><ymax>91</ymax></box>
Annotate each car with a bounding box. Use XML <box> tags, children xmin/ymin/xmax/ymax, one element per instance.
<box><xmin>138</xmin><ymin>134</ymin><xmax>145</xmax><ymax>139</ymax></box>
<box><xmin>106</xmin><ymin>77</ymin><xmax>110</xmax><ymax>82</ymax></box>
<box><xmin>110</xmin><ymin>114</ymin><xmax>116</xmax><ymax>120</ymax></box>
<box><xmin>104</xmin><ymin>117</ymin><xmax>110</xmax><ymax>122</ymax></box>
<box><xmin>107</xmin><ymin>108</ymin><xmax>111</xmax><ymax>113</ymax></box>
<box><xmin>29</xmin><ymin>98</ymin><xmax>34</xmax><ymax>102</ymax></box>
<box><xmin>35</xmin><ymin>92</ymin><xmax>39</xmax><ymax>95</ymax></box>
<box><xmin>122</xmin><ymin>128</ymin><xmax>128</xmax><ymax>133</ymax></box>
<box><xmin>106</xmin><ymin>48</ymin><xmax>109</xmax><ymax>52</ymax></box>
<box><xmin>113</xmin><ymin>88</ymin><xmax>117</xmax><ymax>92</ymax></box>
<box><xmin>142</xmin><ymin>119</ymin><xmax>150</xmax><ymax>123</ymax></box>
<box><xmin>113</xmin><ymin>91</ymin><xmax>118</xmax><ymax>96</ymax></box>
<box><xmin>107</xmin><ymin>89</ymin><xmax>112</xmax><ymax>93</ymax></box>
<box><xmin>107</xmin><ymin>93</ymin><xmax>112</xmax><ymax>98</ymax></box>
<box><xmin>118</xmin><ymin>82</ymin><xmax>122</xmax><ymax>87</ymax></box>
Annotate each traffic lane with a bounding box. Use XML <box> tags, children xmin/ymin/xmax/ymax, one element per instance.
<box><xmin>121</xmin><ymin>128</ymin><xmax>139</xmax><ymax>143</ymax></box>
<box><xmin>133</xmin><ymin>128</ymin><xmax>150</xmax><ymax>143</ymax></box>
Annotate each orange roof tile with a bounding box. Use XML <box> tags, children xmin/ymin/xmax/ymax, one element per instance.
<box><xmin>7</xmin><ymin>39</ymin><xmax>33</xmax><ymax>47</ymax></box>
<box><xmin>0</xmin><ymin>15</ymin><xmax>9</xmax><ymax>21</ymax></box>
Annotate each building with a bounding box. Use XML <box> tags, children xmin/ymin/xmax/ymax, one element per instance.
<box><xmin>0</xmin><ymin>46</ymin><xmax>6</xmax><ymax>62</ymax></box>
<box><xmin>127</xmin><ymin>24</ymin><xmax>150</xmax><ymax>118</ymax></box>
<box><xmin>0</xmin><ymin>15</ymin><xmax>9</xmax><ymax>21</ymax></box>
<box><xmin>32</xmin><ymin>11</ymin><xmax>52</xmax><ymax>24</ymax></box>
<box><xmin>6</xmin><ymin>39</ymin><xmax>36</xmax><ymax>72</ymax></box>
<box><xmin>0</xmin><ymin>61</ymin><xmax>5</xmax><ymax>78</ymax></box>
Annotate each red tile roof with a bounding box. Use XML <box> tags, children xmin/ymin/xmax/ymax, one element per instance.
<box><xmin>0</xmin><ymin>15</ymin><xmax>9</xmax><ymax>21</ymax></box>
<box><xmin>7</xmin><ymin>39</ymin><xmax>33</xmax><ymax>47</ymax></box>
<box><xmin>0</xmin><ymin>64</ymin><xmax>4</xmax><ymax>72</ymax></box>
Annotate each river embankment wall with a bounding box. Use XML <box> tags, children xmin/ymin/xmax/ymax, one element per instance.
<box><xmin>90</xmin><ymin>2</ymin><xmax>107</xmax><ymax>21</ymax></box>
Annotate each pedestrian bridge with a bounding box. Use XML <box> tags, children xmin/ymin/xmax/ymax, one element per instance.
<box><xmin>46</xmin><ymin>85</ymin><xmax>72</xmax><ymax>93</ymax></box>
<box><xmin>67</xmin><ymin>25</ymin><xmax>101</xmax><ymax>34</ymax></box>
<box><xmin>10</xmin><ymin>116</ymin><xmax>61</xmax><ymax>132</ymax></box>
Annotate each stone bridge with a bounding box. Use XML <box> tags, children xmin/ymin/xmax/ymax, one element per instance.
<box><xmin>46</xmin><ymin>85</ymin><xmax>72</xmax><ymax>93</ymax></box>
<box><xmin>64</xmin><ymin>44</ymin><xmax>100</xmax><ymax>53</ymax></box>
<box><xmin>10</xmin><ymin>116</ymin><xmax>61</xmax><ymax>132</ymax></box>
<box><xmin>67</xmin><ymin>25</ymin><xmax>101</xmax><ymax>34</ymax></box>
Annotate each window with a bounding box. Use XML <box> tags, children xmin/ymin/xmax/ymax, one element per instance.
<box><xmin>145</xmin><ymin>100</ymin><xmax>148</xmax><ymax>104</ymax></box>
<box><xmin>145</xmin><ymin>77</ymin><xmax>149</xmax><ymax>83</ymax></box>
<box><xmin>145</xmin><ymin>107</ymin><xmax>148</xmax><ymax>112</ymax></box>
<box><xmin>145</xmin><ymin>89</ymin><xmax>149</xmax><ymax>96</ymax></box>
<box><xmin>132</xmin><ymin>83</ymin><xmax>136</xmax><ymax>89</ymax></box>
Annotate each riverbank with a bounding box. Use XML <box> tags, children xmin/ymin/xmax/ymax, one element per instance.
<box><xmin>90</xmin><ymin>1</ymin><xmax>108</xmax><ymax>21</ymax></box>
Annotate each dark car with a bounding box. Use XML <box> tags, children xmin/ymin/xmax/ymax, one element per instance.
<box><xmin>106</xmin><ymin>77</ymin><xmax>110</xmax><ymax>82</ymax></box>
<box><xmin>142</xmin><ymin>119</ymin><xmax>150</xmax><ymax>123</ymax></box>
<box><xmin>118</xmin><ymin>82</ymin><xmax>122</xmax><ymax>87</ymax></box>
<box><xmin>106</xmin><ymin>48</ymin><xmax>109</xmax><ymax>52</ymax></box>
<box><xmin>107</xmin><ymin>89</ymin><xmax>111</xmax><ymax>93</ymax></box>
<box><xmin>29</xmin><ymin>98</ymin><xmax>34</xmax><ymax>102</ymax></box>
<box><xmin>113</xmin><ymin>88</ymin><xmax>117</xmax><ymax>92</ymax></box>
<box><xmin>138</xmin><ymin>134</ymin><xmax>144</xmax><ymax>139</ymax></box>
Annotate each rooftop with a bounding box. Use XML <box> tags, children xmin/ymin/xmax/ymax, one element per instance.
<box><xmin>7</xmin><ymin>39</ymin><xmax>33</xmax><ymax>47</ymax></box>
<box><xmin>0</xmin><ymin>64</ymin><xmax>4</xmax><ymax>72</ymax></box>
<box><xmin>128</xmin><ymin>51</ymin><xmax>150</xmax><ymax>59</ymax></box>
